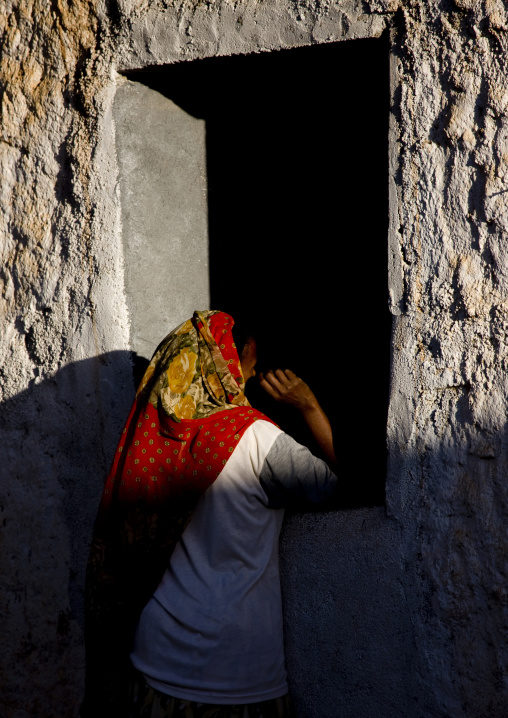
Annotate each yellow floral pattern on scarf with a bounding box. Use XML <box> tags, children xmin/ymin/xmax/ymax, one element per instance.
<box><xmin>206</xmin><ymin>372</ymin><xmax>225</xmax><ymax>399</ymax></box>
<box><xmin>166</xmin><ymin>348</ymin><xmax>198</xmax><ymax>393</ymax></box>
<box><xmin>137</xmin><ymin>310</ymin><xmax>250</xmax><ymax>422</ymax></box>
<box><xmin>174</xmin><ymin>395</ymin><xmax>197</xmax><ymax>420</ymax></box>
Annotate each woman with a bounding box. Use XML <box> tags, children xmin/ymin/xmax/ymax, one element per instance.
<box><xmin>83</xmin><ymin>310</ymin><xmax>337</xmax><ymax>718</ymax></box>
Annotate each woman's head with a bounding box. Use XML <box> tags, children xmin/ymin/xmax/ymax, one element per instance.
<box><xmin>136</xmin><ymin>310</ymin><xmax>254</xmax><ymax>422</ymax></box>
<box><xmin>239</xmin><ymin>338</ymin><xmax>257</xmax><ymax>383</ymax></box>
<box><xmin>231</xmin><ymin>318</ymin><xmax>254</xmax><ymax>360</ymax></box>
<box><xmin>231</xmin><ymin>317</ymin><xmax>257</xmax><ymax>382</ymax></box>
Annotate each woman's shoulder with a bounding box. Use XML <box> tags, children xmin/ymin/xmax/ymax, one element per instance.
<box><xmin>221</xmin><ymin>419</ymin><xmax>284</xmax><ymax>481</ymax></box>
<box><xmin>241</xmin><ymin>418</ymin><xmax>284</xmax><ymax>445</ymax></box>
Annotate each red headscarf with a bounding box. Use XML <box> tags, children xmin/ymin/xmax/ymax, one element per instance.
<box><xmin>100</xmin><ymin>310</ymin><xmax>272</xmax><ymax>510</ymax></box>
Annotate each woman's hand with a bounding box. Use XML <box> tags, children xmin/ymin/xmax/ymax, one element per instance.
<box><xmin>258</xmin><ymin>369</ymin><xmax>337</xmax><ymax>470</ymax></box>
<box><xmin>258</xmin><ymin>369</ymin><xmax>318</xmax><ymax>412</ymax></box>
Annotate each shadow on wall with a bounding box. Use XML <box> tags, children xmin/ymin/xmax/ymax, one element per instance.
<box><xmin>4</xmin><ymin>346</ymin><xmax>506</xmax><ymax>717</ymax></box>
<box><xmin>0</xmin><ymin>347</ymin><xmax>415</xmax><ymax>718</ymax></box>
<box><xmin>0</xmin><ymin>335</ymin><xmax>378</xmax><ymax>670</ymax></box>
<box><xmin>0</xmin><ymin>351</ymin><xmax>144</xmax><ymax>611</ymax></box>
<box><xmin>0</xmin><ymin>351</ymin><xmax>139</xmax><ymax>715</ymax></box>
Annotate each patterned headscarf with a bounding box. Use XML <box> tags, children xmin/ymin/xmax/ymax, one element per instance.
<box><xmin>83</xmin><ymin>311</ymin><xmax>273</xmax><ymax>717</ymax></box>
<box><xmin>101</xmin><ymin>310</ymin><xmax>270</xmax><ymax>510</ymax></box>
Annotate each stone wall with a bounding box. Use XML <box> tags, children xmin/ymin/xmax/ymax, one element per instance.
<box><xmin>387</xmin><ymin>3</ymin><xmax>508</xmax><ymax>715</ymax></box>
<box><xmin>1</xmin><ymin>2</ymin><xmax>132</xmax><ymax>714</ymax></box>
<box><xmin>1</xmin><ymin>1</ymin><xmax>507</xmax><ymax>716</ymax></box>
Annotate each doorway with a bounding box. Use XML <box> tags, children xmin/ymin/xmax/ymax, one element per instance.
<box><xmin>123</xmin><ymin>35</ymin><xmax>390</xmax><ymax>506</ymax></box>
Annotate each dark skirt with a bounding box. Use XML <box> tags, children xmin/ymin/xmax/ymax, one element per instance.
<box><xmin>128</xmin><ymin>673</ymin><xmax>295</xmax><ymax>718</ymax></box>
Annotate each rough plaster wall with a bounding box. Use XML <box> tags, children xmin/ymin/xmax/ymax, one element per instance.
<box><xmin>115</xmin><ymin>0</ymin><xmax>387</xmax><ymax>69</ymax></box>
<box><xmin>386</xmin><ymin>1</ymin><xmax>508</xmax><ymax>715</ymax></box>
<box><xmin>0</xmin><ymin>4</ymin><xmax>394</xmax><ymax>716</ymax></box>
<box><xmin>280</xmin><ymin>507</ymin><xmax>416</xmax><ymax>718</ymax></box>
<box><xmin>4</xmin><ymin>1</ymin><xmax>508</xmax><ymax>717</ymax></box>
<box><xmin>0</xmin><ymin>2</ymin><xmax>132</xmax><ymax>715</ymax></box>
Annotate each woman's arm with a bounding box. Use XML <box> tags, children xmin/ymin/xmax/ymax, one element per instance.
<box><xmin>258</xmin><ymin>369</ymin><xmax>337</xmax><ymax>471</ymax></box>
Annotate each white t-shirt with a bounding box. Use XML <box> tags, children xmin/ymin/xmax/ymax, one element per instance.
<box><xmin>130</xmin><ymin>420</ymin><xmax>337</xmax><ymax>704</ymax></box>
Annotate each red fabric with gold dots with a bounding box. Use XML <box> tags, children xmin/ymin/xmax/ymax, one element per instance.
<box><xmin>101</xmin><ymin>402</ymin><xmax>269</xmax><ymax>508</ymax></box>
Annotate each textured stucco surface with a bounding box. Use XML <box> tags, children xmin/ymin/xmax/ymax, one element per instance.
<box><xmin>386</xmin><ymin>4</ymin><xmax>508</xmax><ymax>715</ymax></box>
<box><xmin>1</xmin><ymin>1</ymin><xmax>508</xmax><ymax>716</ymax></box>
<box><xmin>0</xmin><ymin>2</ymin><xmax>134</xmax><ymax>715</ymax></box>
<box><xmin>280</xmin><ymin>507</ymin><xmax>416</xmax><ymax>718</ymax></box>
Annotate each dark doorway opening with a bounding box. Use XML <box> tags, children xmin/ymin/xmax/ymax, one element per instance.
<box><xmin>124</xmin><ymin>35</ymin><xmax>390</xmax><ymax>507</ymax></box>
